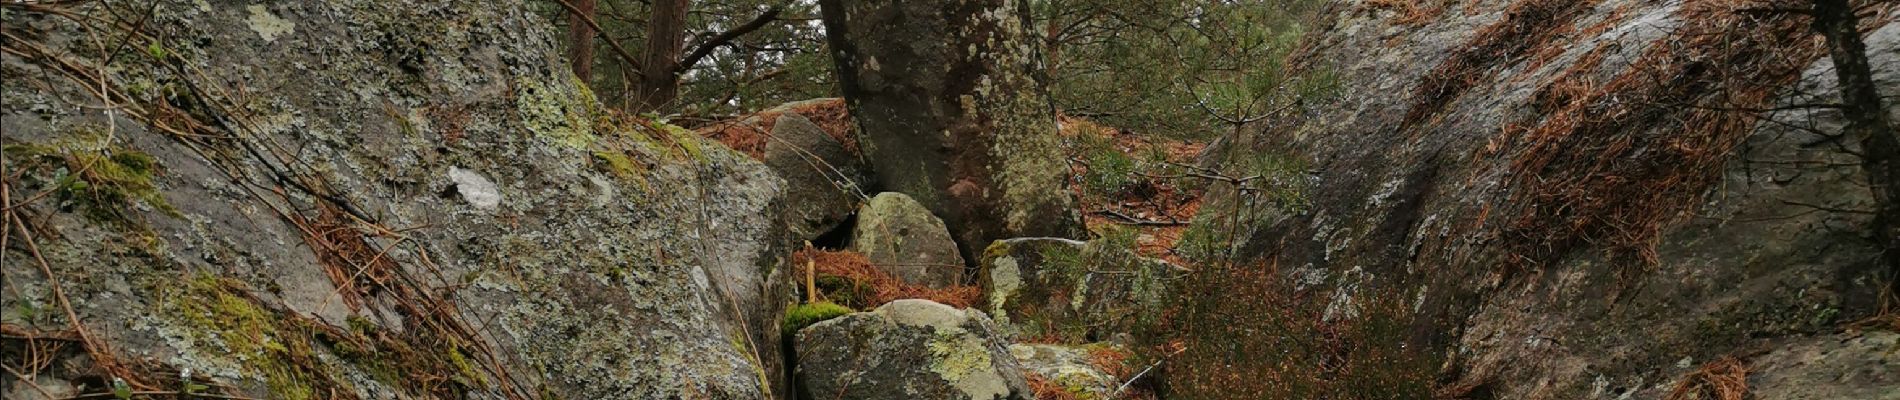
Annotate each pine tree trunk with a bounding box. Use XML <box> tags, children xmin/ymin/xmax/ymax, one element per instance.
<box><xmin>820</xmin><ymin>0</ymin><xmax>1084</xmax><ymax>264</ymax></box>
<box><xmin>1812</xmin><ymin>0</ymin><xmax>1900</xmax><ymax>294</ymax></box>
<box><xmin>565</xmin><ymin>0</ymin><xmax>598</xmax><ymax>82</ymax></box>
<box><xmin>635</xmin><ymin>0</ymin><xmax>688</xmax><ymax>112</ymax></box>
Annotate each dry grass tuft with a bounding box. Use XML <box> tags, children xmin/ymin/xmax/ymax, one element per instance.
<box><xmin>1061</xmin><ymin>116</ymin><xmax>1207</xmax><ymax>262</ymax></box>
<box><xmin>1026</xmin><ymin>371</ymin><xmax>1083</xmax><ymax>400</ymax></box>
<box><xmin>291</xmin><ymin>205</ymin><xmax>397</xmax><ymax>312</ymax></box>
<box><xmin>696</xmin><ymin>98</ymin><xmax>856</xmax><ymax>159</ymax></box>
<box><xmin>795</xmin><ymin>248</ymin><xmax>982</xmax><ymax>309</ymax></box>
<box><xmin>1490</xmin><ymin>0</ymin><xmax>1832</xmax><ymax>268</ymax></box>
<box><xmin>1362</xmin><ymin>0</ymin><xmax>1454</xmax><ymax>25</ymax></box>
<box><xmin>1086</xmin><ymin>345</ymin><xmax>1135</xmax><ymax>380</ymax></box>
<box><xmin>1403</xmin><ymin>0</ymin><xmax>1601</xmax><ymax>129</ymax></box>
<box><xmin>1665</xmin><ymin>356</ymin><xmax>1749</xmax><ymax>400</ymax></box>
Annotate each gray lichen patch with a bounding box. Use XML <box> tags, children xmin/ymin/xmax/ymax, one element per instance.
<box><xmin>245</xmin><ymin>5</ymin><xmax>296</xmax><ymax>43</ymax></box>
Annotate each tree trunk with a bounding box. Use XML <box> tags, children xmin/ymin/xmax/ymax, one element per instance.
<box><xmin>820</xmin><ymin>0</ymin><xmax>1084</xmax><ymax>263</ymax></box>
<box><xmin>1812</xmin><ymin>0</ymin><xmax>1900</xmax><ymax>294</ymax></box>
<box><xmin>565</xmin><ymin>0</ymin><xmax>598</xmax><ymax>82</ymax></box>
<box><xmin>635</xmin><ymin>0</ymin><xmax>689</xmax><ymax>112</ymax></box>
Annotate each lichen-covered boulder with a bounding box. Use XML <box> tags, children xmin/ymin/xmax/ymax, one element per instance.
<box><xmin>849</xmin><ymin>192</ymin><xmax>967</xmax><ymax>288</ymax></box>
<box><xmin>700</xmin><ymin>98</ymin><xmax>869</xmax><ymax>240</ymax></box>
<box><xmin>794</xmin><ymin>299</ymin><xmax>1034</xmax><ymax>400</ymax></box>
<box><xmin>1</xmin><ymin>1</ymin><xmax>791</xmax><ymax>399</ymax></box>
<box><xmin>1009</xmin><ymin>344</ymin><xmax>1122</xmax><ymax>400</ymax></box>
<box><xmin>980</xmin><ymin>238</ymin><xmax>1177</xmax><ymax>342</ymax></box>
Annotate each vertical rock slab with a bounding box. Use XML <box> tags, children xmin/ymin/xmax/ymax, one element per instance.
<box><xmin>700</xmin><ymin>98</ymin><xmax>869</xmax><ymax>241</ymax></box>
<box><xmin>819</xmin><ymin>0</ymin><xmax>1084</xmax><ymax>259</ymax></box>
<box><xmin>850</xmin><ymin>192</ymin><xmax>967</xmax><ymax>288</ymax></box>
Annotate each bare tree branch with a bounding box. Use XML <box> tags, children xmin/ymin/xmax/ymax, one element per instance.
<box><xmin>678</xmin><ymin>6</ymin><xmax>783</xmax><ymax>73</ymax></box>
<box><xmin>550</xmin><ymin>0</ymin><xmax>646</xmax><ymax>77</ymax></box>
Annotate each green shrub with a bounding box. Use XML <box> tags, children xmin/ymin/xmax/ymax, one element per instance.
<box><xmin>781</xmin><ymin>302</ymin><xmax>854</xmax><ymax>337</ymax></box>
<box><xmin>1087</xmin><ymin>150</ymin><xmax>1137</xmax><ymax>195</ymax></box>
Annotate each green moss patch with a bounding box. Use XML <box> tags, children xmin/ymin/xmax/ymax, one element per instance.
<box><xmin>155</xmin><ymin>273</ymin><xmax>497</xmax><ymax>398</ymax></box>
<box><xmin>158</xmin><ymin>274</ymin><xmax>346</xmax><ymax>399</ymax></box>
<box><xmin>4</xmin><ymin>130</ymin><xmax>180</xmax><ymax>225</ymax></box>
<box><xmin>782</xmin><ymin>302</ymin><xmax>854</xmax><ymax>337</ymax></box>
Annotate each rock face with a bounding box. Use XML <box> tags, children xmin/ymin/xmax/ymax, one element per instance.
<box><xmin>794</xmin><ymin>299</ymin><xmax>1034</xmax><ymax>400</ymax></box>
<box><xmin>700</xmin><ymin>98</ymin><xmax>869</xmax><ymax>241</ymax></box>
<box><xmin>980</xmin><ymin>238</ymin><xmax>1175</xmax><ymax>342</ymax></box>
<box><xmin>1170</xmin><ymin>0</ymin><xmax>1900</xmax><ymax>398</ymax></box>
<box><xmin>1745</xmin><ymin>331</ymin><xmax>1899</xmax><ymax>400</ymax></box>
<box><xmin>1</xmin><ymin>1</ymin><xmax>790</xmax><ymax>399</ymax></box>
<box><xmin>850</xmin><ymin>192</ymin><xmax>967</xmax><ymax>288</ymax></box>
<box><xmin>819</xmin><ymin>0</ymin><xmax>1083</xmax><ymax>260</ymax></box>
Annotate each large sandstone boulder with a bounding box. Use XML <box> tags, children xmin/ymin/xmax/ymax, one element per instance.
<box><xmin>849</xmin><ymin>192</ymin><xmax>967</xmax><ymax>288</ymax></box>
<box><xmin>700</xmin><ymin>98</ymin><xmax>869</xmax><ymax>240</ymax></box>
<box><xmin>1</xmin><ymin>2</ymin><xmax>791</xmax><ymax>398</ymax></box>
<box><xmin>980</xmin><ymin>238</ymin><xmax>1177</xmax><ymax>342</ymax></box>
<box><xmin>1170</xmin><ymin>1</ymin><xmax>1900</xmax><ymax>398</ymax></box>
<box><xmin>794</xmin><ymin>299</ymin><xmax>1034</xmax><ymax>400</ymax></box>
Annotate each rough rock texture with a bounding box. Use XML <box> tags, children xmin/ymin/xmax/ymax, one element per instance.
<box><xmin>819</xmin><ymin>0</ymin><xmax>1083</xmax><ymax>262</ymax></box>
<box><xmin>1172</xmin><ymin>0</ymin><xmax>1900</xmax><ymax>398</ymax></box>
<box><xmin>1</xmin><ymin>1</ymin><xmax>791</xmax><ymax>398</ymax></box>
<box><xmin>1009</xmin><ymin>344</ymin><xmax>1120</xmax><ymax>400</ymax></box>
<box><xmin>794</xmin><ymin>299</ymin><xmax>1034</xmax><ymax>400</ymax></box>
<box><xmin>980</xmin><ymin>238</ymin><xmax>1175</xmax><ymax>343</ymax></box>
<box><xmin>850</xmin><ymin>192</ymin><xmax>967</xmax><ymax>288</ymax></box>
<box><xmin>1744</xmin><ymin>331</ymin><xmax>1899</xmax><ymax>400</ymax></box>
<box><xmin>699</xmin><ymin>98</ymin><xmax>869</xmax><ymax>241</ymax></box>
<box><xmin>765</xmin><ymin>114</ymin><xmax>867</xmax><ymax>240</ymax></box>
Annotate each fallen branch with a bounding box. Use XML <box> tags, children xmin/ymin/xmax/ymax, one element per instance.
<box><xmin>1093</xmin><ymin>209</ymin><xmax>1189</xmax><ymax>226</ymax></box>
<box><xmin>1111</xmin><ymin>345</ymin><xmax>1187</xmax><ymax>397</ymax></box>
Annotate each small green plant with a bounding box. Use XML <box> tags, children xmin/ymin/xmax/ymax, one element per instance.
<box><xmin>781</xmin><ymin>301</ymin><xmax>853</xmax><ymax>337</ymax></box>
<box><xmin>146</xmin><ymin>42</ymin><xmax>168</xmax><ymax>60</ymax></box>
<box><xmin>180</xmin><ymin>373</ymin><xmax>209</xmax><ymax>395</ymax></box>
<box><xmin>111</xmin><ymin>377</ymin><xmax>132</xmax><ymax>399</ymax></box>
<box><xmin>1077</xmin><ymin>133</ymin><xmax>1140</xmax><ymax>196</ymax></box>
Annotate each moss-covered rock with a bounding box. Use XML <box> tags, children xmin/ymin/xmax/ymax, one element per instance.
<box><xmin>979</xmin><ymin>237</ymin><xmax>1179</xmax><ymax>343</ymax></box>
<box><xmin>794</xmin><ymin>299</ymin><xmax>1034</xmax><ymax>400</ymax></box>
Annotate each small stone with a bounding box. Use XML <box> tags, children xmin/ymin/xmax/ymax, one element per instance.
<box><xmin>448</xmin><ymin>166</ymin><xmax>501</xmax><ymax>211</ymax></box>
